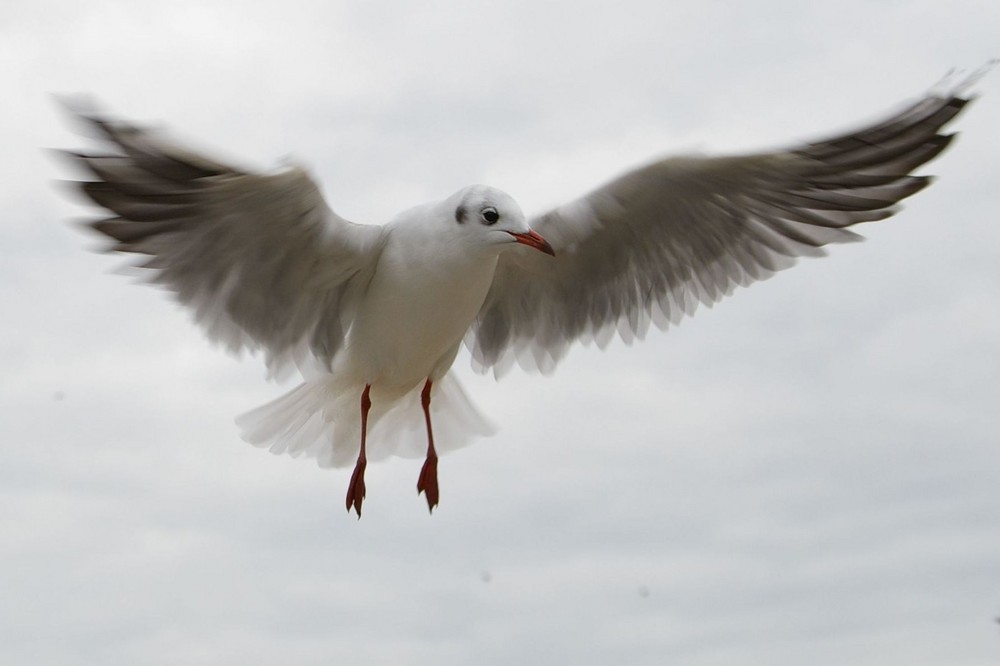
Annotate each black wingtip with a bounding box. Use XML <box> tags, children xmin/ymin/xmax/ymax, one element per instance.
<box><xmin>949</xmin><ymin>95</ymin><xmax>971</xmax><ymax>109</ymax></box>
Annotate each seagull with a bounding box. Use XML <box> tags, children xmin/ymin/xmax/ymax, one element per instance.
<box><xmin>62</xmin><ymin>82</ymin><xmax>974</xmax><ymax>517</ymax></box>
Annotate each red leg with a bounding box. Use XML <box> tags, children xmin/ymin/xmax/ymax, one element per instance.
<box><xmin>346</xmin><ymin>384</ymin><xmax>372</xmax><ymax>518</ymax></box>
<box><xmin>416</xmin><ymin>378</ymin><xmax>439</xmax><ymax>512</ymax></box>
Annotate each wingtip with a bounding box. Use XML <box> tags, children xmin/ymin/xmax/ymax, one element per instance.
<box><xmin>51</xmin><ymin>93</ymin><xmax>105</xmax><ymax>129</ymax></box>
<box><xmin>50</xmin><ymin>92</ymin><xmax>94</xmax><ymax>114</ymax></box>
<box><xmin>52</xmin><ymin>95</ymin><xmax>141</xmax><ymax>145</ymax></box>
<box><xmin>931</xmin><ymin>60</ymin><xmax>996</xmax><ymax>100</ymax></box>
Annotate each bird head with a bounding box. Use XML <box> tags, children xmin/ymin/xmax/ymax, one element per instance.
<box><xmin>449</xmin><ymin>185</ymin><xmax>555</xmax><ymax>256</ymax></box>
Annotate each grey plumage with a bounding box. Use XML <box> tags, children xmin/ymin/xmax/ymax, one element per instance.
<box><xmin>467</xmin><ymin>92</ymin><xmax>970</xmax><ymax>374</ymax></box>
<box><xmin>63</xmin><ymin>106</ymin><xmax>386</xmax><ymax>375</ymax></box>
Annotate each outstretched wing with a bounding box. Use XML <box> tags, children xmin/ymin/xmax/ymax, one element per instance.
<box><xmin>469</xmin><ymin>89</ymin><xmax>971</xmax><ymax>374</ymax></box>
<box><xmin>63</xmin><ymin>104</ymin><xmax>387</xmax><ymax>375</ymax></box>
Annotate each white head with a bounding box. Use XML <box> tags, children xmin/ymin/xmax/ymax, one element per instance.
<box><xmin>447</xmin><ymin>185</ymin><xmax>555</xmax><ymax>256</ymax></box>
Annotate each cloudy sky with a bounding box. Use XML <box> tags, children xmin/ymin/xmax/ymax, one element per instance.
<box><xmin>3</xmin><ymin>1</ymin><xmax>999</xmax><ymax>664</ymax></box>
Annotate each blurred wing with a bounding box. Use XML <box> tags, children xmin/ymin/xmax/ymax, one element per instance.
<box><xmin>64</xmin><ymin>105</ymin><xmax>387</xmax><ymax>375</ymax></box>
<box><xmin>469</xmin><ymin>90</ymin><xmax>971</xmax><ymax>374</ymax></box>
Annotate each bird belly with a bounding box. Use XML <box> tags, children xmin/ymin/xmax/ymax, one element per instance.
<box><xmin>344</xmin><ymin>251</ymin><xmax>498</xmax><ymax>391</ymax></box>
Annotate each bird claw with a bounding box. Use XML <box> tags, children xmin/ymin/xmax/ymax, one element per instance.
<box><xmin>346</xmin><ymin>459</ymin><xmax>367</xmax><ymax>518</ymax></box>
<box><xmin>416</xmin><ymin>456</ymin><xmax>439</xmax><ymax>513</ymax></box>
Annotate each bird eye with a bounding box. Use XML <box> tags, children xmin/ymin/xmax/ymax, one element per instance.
<box><xmin>481</xmin><ymin>207</ymin><xmax>499</xmax><ymax>225</ymax></box>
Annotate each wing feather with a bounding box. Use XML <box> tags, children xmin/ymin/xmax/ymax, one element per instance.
<box><xmin>469</xmin><ymin>88</ymin><xmax>972</xmax><ymax>374</ymax></box>
<box><xmin>63</xmin><ymin>105</ymin><xmax>386</xmax><ymax>375</ymax></box>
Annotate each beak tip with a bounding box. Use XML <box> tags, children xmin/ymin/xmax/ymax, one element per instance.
<box><xmin>511</xmin><ymin>229</ymin><xmax>556</xmax><ymax>257</ymax></box>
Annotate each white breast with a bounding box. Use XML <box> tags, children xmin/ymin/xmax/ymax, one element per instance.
<box><xmin>343</xmin><ymin>224</ymin><xmax>500</xmax><ymax>389</ymax></box>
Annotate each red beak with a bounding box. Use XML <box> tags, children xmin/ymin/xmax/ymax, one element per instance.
<box><xmin>508</xmin><ymin>229</ymin><xmax>555</xmax><ymax>256</ymax></box>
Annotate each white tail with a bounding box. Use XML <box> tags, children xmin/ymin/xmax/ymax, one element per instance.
<box><xmin>236</xmin><ymin>373</ymin><xmax>496</xmax><ymax>468</ymax></box>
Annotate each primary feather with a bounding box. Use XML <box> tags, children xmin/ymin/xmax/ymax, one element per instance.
<box><xmin>468</xmin><ymin>95</ymin><xmax>968</xmax><ymax>375</ymax></box>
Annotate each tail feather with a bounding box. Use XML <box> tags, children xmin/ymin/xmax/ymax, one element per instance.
<box><xmin>236</xmin><ymin>373</ymin><xmax>496</xmax><ymax>468</ymax></box>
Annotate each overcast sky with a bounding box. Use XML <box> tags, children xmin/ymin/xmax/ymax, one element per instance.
<box><xmin>2</xmin><ymin>1</ymin><xmax>999</xmax><ymax>664</ymax></box>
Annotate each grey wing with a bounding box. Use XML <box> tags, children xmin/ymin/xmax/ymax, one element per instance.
<box><xmin>63</xmin><ymin>105</ymin><xmax>387</xmax><ymax>375</ymax></box>
<box><xmin>469</xmin><ymin>90</ymin><xmax>972</xmax><ymax>374</ymax></box>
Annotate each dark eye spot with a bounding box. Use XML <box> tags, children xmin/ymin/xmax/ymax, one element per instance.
<box><xmin>455</xmin><ymin>204</ymin><xmax>467</xmax><ymax>224</ymax></box>
<box><xmin>482</xmin><ymin>207</ymin><xmax>499</xmax><ymax>225</ymax></box>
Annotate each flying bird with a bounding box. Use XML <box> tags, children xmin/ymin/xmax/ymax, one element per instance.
<box><xmin>62</xmin><ymin>82</ymin><xmax>974</xmax><ymax>517</ymax></box>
